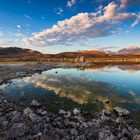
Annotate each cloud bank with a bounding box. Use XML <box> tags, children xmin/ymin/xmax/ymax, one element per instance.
<box><xmin>23</xmin><ymin>1</ymin><xmax>139</xmax><ymax>47</ymax></box>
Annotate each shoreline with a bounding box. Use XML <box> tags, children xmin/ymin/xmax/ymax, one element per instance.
<box><xmin>0</xmin><ymin>93</ymin><xmax>140</xmax><ymax>140</ymax></box>
<box><xmin>0</xmin><ymin>62</ymin><xmax>72</xmax><ymax>85</ymax></box>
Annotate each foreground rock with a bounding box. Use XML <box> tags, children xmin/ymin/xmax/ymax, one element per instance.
<box><xmin>31</xmin><ymin>99</ymin><xmax>41</xmax><ymax>107</ymax></box>
<box><xmin>0</xmin><ymin>94</ymin><xmax>140</xmax><ymax>140</ymax></box>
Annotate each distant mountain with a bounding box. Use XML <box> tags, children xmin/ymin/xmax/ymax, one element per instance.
<box><xmin>1</xmin><ymin>46</ymin><xmax>140</xmax><ymax>58</ymax></box>
<box><xmin>0</xmin><ymin>47</ymin><xmax>42</xmax><ymax>57</ymax></box>
<box><xmin>118</xmin><ymin>46</ymin><xmax>140</xmax><ymax>55</ymax></box>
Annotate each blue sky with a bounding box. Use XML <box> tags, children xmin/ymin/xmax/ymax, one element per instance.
<box><xmin>0</xmin><ymin>0</ymin><xmax>140</xmax><ymax>54</ymax></box>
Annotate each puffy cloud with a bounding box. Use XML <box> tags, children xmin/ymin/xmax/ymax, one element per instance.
<box><xmin>23</xmin><ymin>2</ymin><xmax>139</xmax><ymax>47</ymax></box>
<box><xmin>67</xmin><ymin>0</ymin><xmax>76</xmax><ymax>8</ymax></box>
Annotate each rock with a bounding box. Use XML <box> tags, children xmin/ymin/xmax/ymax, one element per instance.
<box><xmin>116</xmin><ymin>117</ymin><xmax>124</xmax><ymax>124</ymax></box>
<box><xmin>23</xmin><ymin>107</ymin><xmax>39</xmax><ymax>122</ymax></box>
<box><xmin>87</xmin><ymin>121</ymin><xmax>94</xmax><ymax>127</ymax></box>
<box><xmin>73</xmin><ymin>108</ymin><xmax>81</xmax><ymax>115</ymax></box>
<box><xmin>102</xmin><ymin>109</ymin><xmax>111</xmax><ymax>116</ymax></box>
<box><xmin>69</xmin><ymin>121</ymin><xmax>77</xmax><ymax>128</ymax></box>
<box><xmin>132</xmin><ymin>128</ymin><xmax>139</xmax><ymax>135</ymax></box>
<box><xmin>99</xmin><ymin>130</ymin><xmax>112</xmax><ymax>140</ymax></box>
<box><xmin>106</xmin><ymin>134</ymin><xmax>117</xmax><ymax>140</ymax></box>
<box><xmin>114</xmin><ymin>107</ymin><xmax>130</xmax><ymax>116</ymax></box>
<box><xmin>59</xmin><ymin>109</ymin><xmax>67</xmax><ymax>115</ymax></box>
<box><xmin>29</xmin><ymin>112</ymin><xmax>39</xmax><ymax>122</ymax></box>
<box><xmin>31</xmin><ymin>99</ymin><xmax>40</xmax><ymax>107</ymax></box>
<box><xmin>122</xmin><ymin>128</ymin><xmax>130</xmax><ymax>137</ymax></box>
<box><xmin>11</xmin><ymin>123</ymin><xmax>27</xmax><ymax>137</ymax></box>
<box><xmin>82</xmin><ymin>122</ymin><xmax>88</xmax><ymax>128</ymax></box>
<box><xmin>2</xmin><ymin>121</ymin><xmax>9</xmax><ymax>127</ymax></box>
<box><xmin>70</xmin><ymin>128</ymin><xmax>78</xmax><ymax>136</ymax></box>
<box><xmin>37</xmin><ymin>109</ymin><xmax>47</xmax><ymax>116</ymax></box>
<box><xmin>133</xmin><ymin>134</ymin><xmax>140</xmax><ymax>140</ymax></box>
<box><xmin>100</xmin><ymin>114</ymin><xmax>111</xmax><ymax>121</ymax></box>
<box><xmin>23</xmin><ymin>107</ymin><xmax>33</xmax><ymax>115</ymax></box>
<box><xmin>64</xmin><ymin>111</ymin><xmax>71</xmax><ymax>118</ymax></box>
<box><xmin>77</xmin><ymin>134</ymin><xmax>86</xmax><ymax>140</ymax></box>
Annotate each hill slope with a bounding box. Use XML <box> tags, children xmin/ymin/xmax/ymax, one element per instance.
<box><xmin>55</xmin><ymin>50</ymin><xmax>111</xmax><ymax>58</ymax></box>
<box><xmin>0</xmin><ymin>47</ymin><xmax>41</xmax><ymax>57</ymax></box>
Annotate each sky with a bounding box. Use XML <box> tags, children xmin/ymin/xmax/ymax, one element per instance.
<box><xmin>0</xmin><ymin>0</ymin><xmax>140</xmax><ymax>54</ymax></box>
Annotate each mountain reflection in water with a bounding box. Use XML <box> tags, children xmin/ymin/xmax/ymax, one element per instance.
<box><xmin>1</xmin><ymin>65</ymin><xmax>140</xmax><ymax>113</ymax></box>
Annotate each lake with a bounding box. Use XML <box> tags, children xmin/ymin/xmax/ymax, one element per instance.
<box><xmin>1</xmin><ymin>65</ymin><xmax>140</xmax><ymax>123</ymax></box>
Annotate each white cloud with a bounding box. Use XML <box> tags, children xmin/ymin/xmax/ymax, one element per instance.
<box><xmin>131</xmin><ymin>15</ymin><xmax>140</xmax><ymax>27</ymax></box>
<box><xmin>0</xmin><ymin>39</ymin><xmax>22</xmax><ymax>47</ymax></box>
<box><xmin>23</xmin><ymin>2</ymin><xmax>139</xmax><ymax>47</ymax></box>
<box><xmin>17</xmin><ymin>25</ymin><xmax>21</xmax><ymax>29</ymax></box>
<box><xmin>67</xmin><ymin>0</ymin><xmax>76</xmax><ymax>8</ymax></box>
<box><xmin>0</xmin><ymin>40</ymin><xmax>14</xmax><ymax>46</ymax></box>
<box><xmin>15</xmin><ymin>33</ymin><xmax>25</xmax><ymax>37</ymax></box>
<box><xmin>55</xmin><ymin>7</ymin><xmax>64</xmax><ymax>15</ymax></box>
<box><xmin>0</xmin><ymin>32</ymin><xmax>3</xmax><ymax>37</ymax></box>
<box><xmin>24</xmin><ymin>14</ymin><xmax>30</xmax><ymax>19</ymax></box>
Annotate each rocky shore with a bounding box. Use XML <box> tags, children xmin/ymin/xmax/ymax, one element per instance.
<box><xmin>0</xmin><ymin>94</ymin><xmax>140</xmax><ymax>140</ymax></box>
<box><xmin>0</xmin><ymin>62</ymin><xmax>70</xmax><ymax>85</ymax></box>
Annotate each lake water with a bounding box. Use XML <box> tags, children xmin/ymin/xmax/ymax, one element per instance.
<box><xmin>1</xmin><ymin>65</ymin><xmax>140</xmax><ymax>122</ymax></box>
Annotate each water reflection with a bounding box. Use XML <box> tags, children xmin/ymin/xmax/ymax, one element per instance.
<box><xmin>2</xmin><ymin>65</ymin><xmax>140</xmax><ymax>112</ymax></box>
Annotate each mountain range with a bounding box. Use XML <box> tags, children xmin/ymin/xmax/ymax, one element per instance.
<box><xmin>0</xmin><ymin>46</ymin><xmax>140</xmax><ymax>58</ymax></box>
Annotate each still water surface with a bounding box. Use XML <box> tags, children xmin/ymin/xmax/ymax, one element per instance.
<box><xmin>1</xmin><ymin>65</ymin><xmax>140</xmax><ymax>116</ymax></box>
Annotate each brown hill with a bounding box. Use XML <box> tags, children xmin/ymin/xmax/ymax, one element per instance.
<box><xmin>0</xmin><ymin>47</ymin><xmax>42</xmax><ymax>57</ymax></box>
<box><xmin>54</xmin><ymin>50</ymin><xmax>110</xmax><ymax>58</ymax></box>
